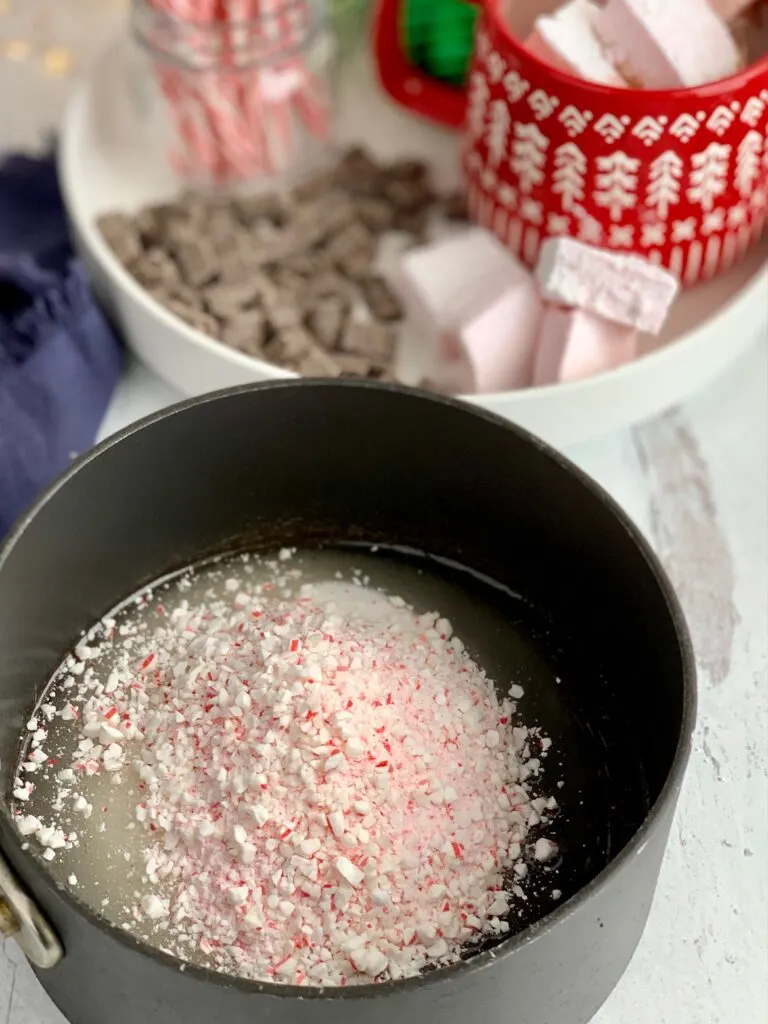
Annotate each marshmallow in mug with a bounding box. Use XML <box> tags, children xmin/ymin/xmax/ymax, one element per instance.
<box><xmin>532</xmin><ymin>307</ymin><xmax>638</xmax><ymax>386</ymax></box>
<box><xmin>710</xmin><ymin>0</ymin><xmax>761</xmax><ymax>20</ymax></box>
<box><xmin>594</xmin><ymin>0</ymin><xmax>742</xmax><ymax>88</ymax></box>
<box><xmin>524</xmin><ymin>0</ymin><xmax>627</xmax><ymax>85</ymax></box>
<box><xmin>535</xmin><ymin>237</ymin><xmax>680</xmax><ymax>335</ymax></box>
<box><xmin>394</xmin><ymin>229</ymin><xmax>542</xmax><ymax>393</ymax></box>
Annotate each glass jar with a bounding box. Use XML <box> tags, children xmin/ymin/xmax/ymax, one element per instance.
<box><xmin>129</xmin><ymin>0</ymin><xmax>338</xmax><ymax>190</ymax></box>
<box><xmin>328</xmin><ymin>0</ymin><xmax>371</xmax><ymax>60</ymax></box>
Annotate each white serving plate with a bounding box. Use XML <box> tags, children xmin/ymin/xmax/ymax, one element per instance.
<box><xmin>60</xmin><ymin>33</ymin><xmax>768</xmax><ymax>449</ymax></box>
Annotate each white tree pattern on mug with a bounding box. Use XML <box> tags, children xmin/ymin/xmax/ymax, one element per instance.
<box><xmin>466</xmin><ymin>39</ymin><xmax>768</xmax><ymax>282</ymax></box>
<box><xmin>594</xmin><ymin>152</ymin><xmax>640</xmax><ymax>221</ymax></box>
<box><xmin>552</xmin><ymin>143</ymin><xmax>587</xmax><ymax>212</ymax></box>
<box><xmin>509</xmin><ymin>123</ymin><xmax>549</xmax><ymax>194</ymax></box>
<box><xmin>687</xmin><ymin>143</ymin><xmax>731</xmax><ymax>212</ymax></box>
<box><xmin>646</xmin><ymin>152</ymin><xmax>684</xmax><ymax>219</ymax></box>
<box><xmin>735</xmin><ymin>131</ymin><xmax>762</xmax><ymax>199</ymax></box>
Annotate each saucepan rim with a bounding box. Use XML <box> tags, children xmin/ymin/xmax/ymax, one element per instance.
<box><xmin>0</xmin><ymin>379</ymin><xmax>697</xmax><ymax>1000</ymax></box>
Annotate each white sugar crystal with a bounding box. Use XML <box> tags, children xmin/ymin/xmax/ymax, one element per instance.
<box><xmin>335</xmin><ymin>857</ymin><xmax>364</xmax><ymax>887</ymax></box>
<box><xmin>534</xmin><ymin>838</ymin><xmax>557</xmax><ymax>863</ymax></box>
<box><xmin>141</xmin><ymin>895</ymin><xmax>169</xmax><ymax>920</ymax></box>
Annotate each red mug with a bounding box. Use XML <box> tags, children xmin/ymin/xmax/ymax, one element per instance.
<box><xmin>461</xmin><ymin>0</ymin><xmax>768</xmax><ymax>286</ymax></box>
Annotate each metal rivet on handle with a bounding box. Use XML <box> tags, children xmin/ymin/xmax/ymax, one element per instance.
<box><xmin>0</xmin><ymin>896</ymin><xmax>19</xmax><ymax>937</ymax></box>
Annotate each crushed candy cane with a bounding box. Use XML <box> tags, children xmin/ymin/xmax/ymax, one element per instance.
<box><xmin>11</xmin><ymin>550</ymin><xmax>560</xmax><ymax>987</ymax></box>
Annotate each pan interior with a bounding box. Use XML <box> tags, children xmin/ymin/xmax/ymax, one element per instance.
<box><xmin>6</xmin><ymin>540</ymin><xmax>648</xmax><ymax>973</ymax></box>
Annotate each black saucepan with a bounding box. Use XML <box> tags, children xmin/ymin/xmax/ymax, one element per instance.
<box><xmin>0</xmin><ymin>380</ymin><xmax>696</xmax><ymax>1024</ymax></box>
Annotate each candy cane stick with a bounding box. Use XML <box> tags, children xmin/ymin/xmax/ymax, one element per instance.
<box><xmin>148</xmin><ymin>0</ymin><xmax>325</xmax><ymax>182</ymax></box>
<box><xmin>292</xmin><ymin>67</ymin><xmax>331</xmax><ymax>140</ymax></box>
<box><xmin>151</xmin><ymin>0</ymin><xmax>223</xmax><ymax>179</ymax></box>
<box><xmin>263</xmin><ymin>0</ymin><xmax>307</xmax><ymax>172</ymax></box>
<box><xmin>212</xmin><ymin>71</ymin><xmax>263</xmax><ymax>179</ymax></box>
<box><xmin>245</xmin><ymin>67</ymin><xmax>275</xmax><ymax>175</ymax></box>
<box><xmin>159</xmin><ymin>66</ymin><xmax>214</xmax><ymax>178</ymax></box>
<box><xmin>227</xmin><ymin>0</ymin><xmax>270</xmax><ymax>178</ymax></box>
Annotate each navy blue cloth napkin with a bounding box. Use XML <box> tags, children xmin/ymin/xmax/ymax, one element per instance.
<box><xmin>0</xmin><ymin>152</ymin><xmax>123</xmax><ymax>538</ymax></box>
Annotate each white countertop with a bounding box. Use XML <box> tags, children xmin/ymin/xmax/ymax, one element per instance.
<box><xmin>2</xmin><ymin>2</ymin><xmax>767</xmax><ymax>1020</ymax></box>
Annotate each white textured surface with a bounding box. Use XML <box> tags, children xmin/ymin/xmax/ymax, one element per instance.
<box><xmin>2</xmin><ymin>1</ymin><xmax>767</xmax><ymax>1020</ymax></box>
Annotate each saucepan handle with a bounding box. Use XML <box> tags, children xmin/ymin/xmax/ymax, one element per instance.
<box><xmin>0</xmin><ymin>848</ymin><xmax>63</xmax><ymax>969</ymax></box>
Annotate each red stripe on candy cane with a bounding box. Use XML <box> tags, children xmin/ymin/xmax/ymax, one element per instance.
<box><xmin>144</xmin><ymin>0</ymin><xmax>323</xmax><ymax>182</ymax></box>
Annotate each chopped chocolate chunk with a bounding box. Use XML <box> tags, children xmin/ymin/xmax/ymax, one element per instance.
<box><xmin>262</xmin><ymin>287</ymin><xmax>303</xmax><ymax>332</ymax></box>
<box><xmin>172</xmin><ymin>239</ymin><xmax>219</xmax><ymax>288</ymax></box>
<box><xmin>166</xmin><ymin>282</ymin><xmax>204</xmax><ymax>308</ymax></box>
<box><xmin>304</xmin><ymin>269</ymin><xmax>356</xmax><ymax>301</ymax></box>
<box><xmin>336</xmin><ymin>246</ymin><xmax>377</xmax><ymax>282</ymax></box>
<box><xmin>220</xmin><ymin>310</ymin><xmax>267</xmax><ymax>356</ymax></box>
<box><xmin>360</xmin><ymin>275</ymin><xmax>403</xmax><ymax>322</ymax></box>
<box><xmin>325</xmin><ymin>220</ymin><xmax>376</xmax><ymax>266</ymax></box>
<box><xmin>292</xmin><ymin>168</ymin><xmax>337</xmax><ymax>203</ymax></box>
<box><xmin>393</xmin><ymin>205</ymin><xmax>431</xmax><ymax>239</ymax></box>
<box><xmin>305</xmin><ymin>294</ymin><xmax>352</xmax><ymax>349</ymax></box>
<box><xmin>264</xmin><ymin>325</ymin><xmax>315</xmax><ymax>364</ymax></box>
<box><xmin>296</xmin><ymin>343</ymin><xmax>344</xmax><ymax>377</ymax></box>
<box><xmin>333</xmin><ymin>352</ymin><xmax>388</xmax><ymax>378</ymax></box>
<box><xmin>130</xmin><ymin>248</ymin><xmax>181</xmax><ymax>290</ymax></box>
<box><xmin>207</xmin><ymin>207</ymin><xmax>243</xmax><ymax>253</ymax></box>
<box><xmin>165</xmin><ymin>299</ymin><xmax>220</xmax><ymax>336</ymax></box>
<box><xmin>293</xmin><ymin>193</ymin><xmax>357</xmax><ymax>249</ymax></box>
<box><xmin>236</xmin><ymin>191</ymin><xmax>289</xmax><ymax>227</ymax></box>
<box><xmin>176</xmin><ymin>191</ymin><xmax>211</xmax><ymax>223</ymax></box>
<box><xmin>204</xmin><ymin>279</ymin><xmax>264</xmax><ymax>318</ymax></box>
<box><xmin>163</xmin><ymin>217</ymin><xmax>200</xmax><ymax>253</ymax></box>
<box><xmin>442</xmin><ymin>190</ymin><xmax>469</xmax><ymax>221</ymax></box>
<box><xmin>133</xmin><ymin>207</ymin><xmax>163</xmax><ymax>248</ymax></box>
<box><xmin>269</xmin><ymin>267</ymin><xmax>307</xmax><ymax>295</ymax></box>
<box><xmin>339</xmin><ymin>320</ymin><xmax>397</xmax><ymax>363</ymax></box>
<box><xmin>252</xmin><ymin>219</ymin><xmax>285</xmax><ymax>247</ymax></box>
<box><xmin>385</xmin><ymin>176</ymin><xmax>434</xmax><ymax>214</ymax></box>
<box><xmin>387</xmin><ymin>158</ymin><xmax>430</xmax><ymax>184</ymax></box>
<box><xmin>337</xmin><ymin>144</ymin><xmax>373</xmax><ymax>169</ymax></box>
<box><xmin>134</xmin><ymin>201</ymin><xmax>181</xmax><ymax>245</ymax></box>
<box><xmin>281</xmin><ymin>252</ymin><xmax>323</xmax><ymax>278</ymax></box>
<box><xmin>218</xmin><ymin>239</ymin><xmax>271</xmax><ymax>283</ymax></box>
<box><xmin>334</xmin><ymin>146</ymin><xmax>385</xmax><ymax>196</ymax></box>
<box><xmin>355</xmin><ymin>196</ymin><xmax>395</xmax><ymax>234</ymax></box>
<box><xmin>98</xmin><ymin>212</ymin><xmax>144</xmax><ymax>266</ymax></box>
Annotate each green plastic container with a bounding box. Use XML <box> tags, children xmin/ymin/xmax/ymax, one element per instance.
<box><xmin>402</xmin><ymin>0</ymin><xmax>479</xmax><ymax>87</ymax></box>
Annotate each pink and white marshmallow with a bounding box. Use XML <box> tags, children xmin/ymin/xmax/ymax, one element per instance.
<box><xmin>435</xmin><ymin>279</ymin><xmax>542</xmax><ymax>393</ymax></box>
<box><xmin>594</xmin><ymin>0</ymin><xmax>742</xmax><ymax>88</ymax></box>
<box><xmin>525</xmin><ymin>0</ymin><xmax>627</xmax><ymax>86</ymax></box>
<box><xmin>532</xmin><ymin>307</ymin><xmax>638</xmax><ymax>386</ymax></box>
<box><xmin>535</xmin><ymin>237</ymin><xmax>680</xmax><ymax>335</ymax></box>
<box><xmin>396</xmin><ymin>228</ymin><xmax>526</xmax><ymax>332</ymax></box>
<box><xmin>395</xmin><ymin>229</ymin><xmax>542</xmax><ymax>393</ymax></box>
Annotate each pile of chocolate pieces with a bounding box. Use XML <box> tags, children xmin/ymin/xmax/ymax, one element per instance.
<box><xmin>98</xmin><ymin>147</ymin><xmax>467</xmax><ymax>380</ymax></box>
